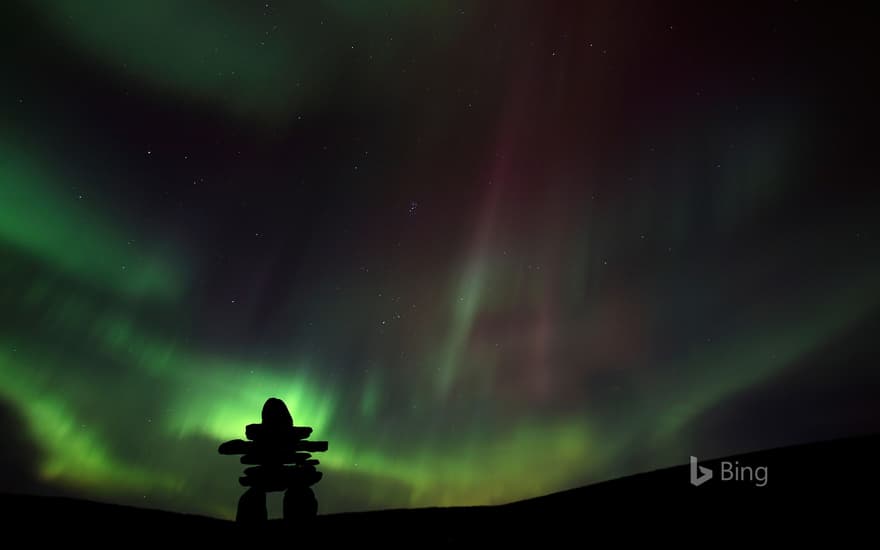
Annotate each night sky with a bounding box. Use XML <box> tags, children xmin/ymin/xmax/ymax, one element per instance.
<box><xmin>1</xmin><ymin>1</ymin><xmax>878</xmax><ymax>519</ymax></box>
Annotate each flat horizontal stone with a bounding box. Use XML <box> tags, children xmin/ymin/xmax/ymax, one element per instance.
<box><xmin>242</xmin><ymin>465</ymin><xmax>317</xmax><ymax>476</ymax></box>
<box><xmin>240</xmin><ymin>452</ymin><xmax>312</xmax><ymax>465</ymax></box>
<box><xmin>239</xmin><ymin>466</ymin><xmax>323</xmax><ymax>490</ymax></box>
<box><xmin>245</xmin><ymin>424</ymin><xmax>313</xmax><ymax>441</ymax></box>
<box><xmin>219</xmin><ymin>439</ymin><xmax>327</xmax><ymax>457</ymax></box>
<box><xmin>296</xmin><ymin>440</ymin><xmax>328</xmax><ymax>453</ymax></box>
<box><xmin>218</xmin><ymin>439</ymin><xmax>253</xmax><ymax>455</ymax></box>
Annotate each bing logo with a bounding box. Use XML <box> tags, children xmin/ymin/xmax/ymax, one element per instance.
<box><xmin>689</xmin><ymin>456</ymin><xmax>768</xmax><ymax>487</ymax></box>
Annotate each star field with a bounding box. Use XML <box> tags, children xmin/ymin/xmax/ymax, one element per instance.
<box><xmin>0</xmin><ymin>1</ymin><xmax>878</xmax><ymax>518</ymax></box>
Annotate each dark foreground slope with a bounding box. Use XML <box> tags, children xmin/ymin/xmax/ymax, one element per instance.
<box><xmin>2</xmin><ymin>433</ymin><xmax>878</xmax><ymax>542</ymax></box>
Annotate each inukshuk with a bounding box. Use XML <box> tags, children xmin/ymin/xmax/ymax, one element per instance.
<box><xmin>219</xmin><ymin>397</ymin><xmax>328</xmax><ymax>522</ymax></box>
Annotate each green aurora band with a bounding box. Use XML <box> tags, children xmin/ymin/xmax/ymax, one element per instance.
<box><xmin>3</xmin><ymin>135</ymin><xmax>878</xmax><ymax>517</ymax></box>
<box><xmin>1</xmin><ymin>1</ymin><xmax>878</xmax><ymax>519</ymax></box>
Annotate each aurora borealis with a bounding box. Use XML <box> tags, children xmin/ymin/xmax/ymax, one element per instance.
<box><xmin>1</xmin><ymin>1</ymin><xmax>878</xmax><ymax>519</ymax></box>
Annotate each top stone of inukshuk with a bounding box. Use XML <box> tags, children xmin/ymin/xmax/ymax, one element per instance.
<box><xmin>218</xmin><ymin>398</ymin><xmax>328</xmax><ymax>492</ymax></box>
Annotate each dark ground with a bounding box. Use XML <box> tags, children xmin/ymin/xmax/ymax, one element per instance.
<box><xmin>2</xmin><ymin>433</ymin><xmax>878</xmax><ymax>542</ymax></box>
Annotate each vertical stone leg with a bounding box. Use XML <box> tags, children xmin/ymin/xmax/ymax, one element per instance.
<box><xmin>236</xmin><ymin>487</ymin><xmax>268</xmax><ymax>523</ymax></box>
<box><xmin>283</xmin><ymin>487</ymin><xmax>317</xmax><ymax>520</ymax></box>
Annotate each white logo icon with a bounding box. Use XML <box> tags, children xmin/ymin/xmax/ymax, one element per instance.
<box><xmin>690</xmin><ymin>456</ymin><xmax>713</xmax><ymax>486</ymax></box>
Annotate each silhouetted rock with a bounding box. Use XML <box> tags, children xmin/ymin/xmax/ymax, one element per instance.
<box><xmin>261</xmin><ymin>397</ymin><xmax>292</xmax><ymax>425</ymax></box>
<box><xmin>239</xmin><ymin>452</ymin><xmax>312</xmax><ymax>465</ymax></box>
<box><xmin>294</xmin><ymin>440</ymin><xmax>329</xmax><ymax>453</ymax></box>
<box><xmin>218</xmin><ymin>439</ymin><xmax>252</xmax><ymax>455</ymax></box>
<box><xmin>236</xmin><ymin>487</ymin><xmax>267</xmax><ymax>523</ymax></box>
<box><xmin>246</xmin><ymin>424</ymin><xmax>313</xmax><ymax>441</ymax></box>
<box><xmin>240</xmin><ymin>465</ymin><xmax>323</xmax><ymax>491</ymax></box>
<box><xmin>219</xmin><ymin>397</ymin><xmax>328</xmax><ymax>523</ymax></box>
<box><xmin>284</xmin><ymin>487</ymin><xmax>318</xmax><ymax>518</ymax></box>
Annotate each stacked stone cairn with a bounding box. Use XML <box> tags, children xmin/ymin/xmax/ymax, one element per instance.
<box><xmin>219</xmin><ymin>397</ymin><xmax>328</xmax><ymax>522</ymax></box>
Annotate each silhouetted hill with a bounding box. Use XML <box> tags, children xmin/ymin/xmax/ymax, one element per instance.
<box><xmin>3</xmin><ymin>433</ymin><xmax>877</xmax><ymax>542</ymax></box>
